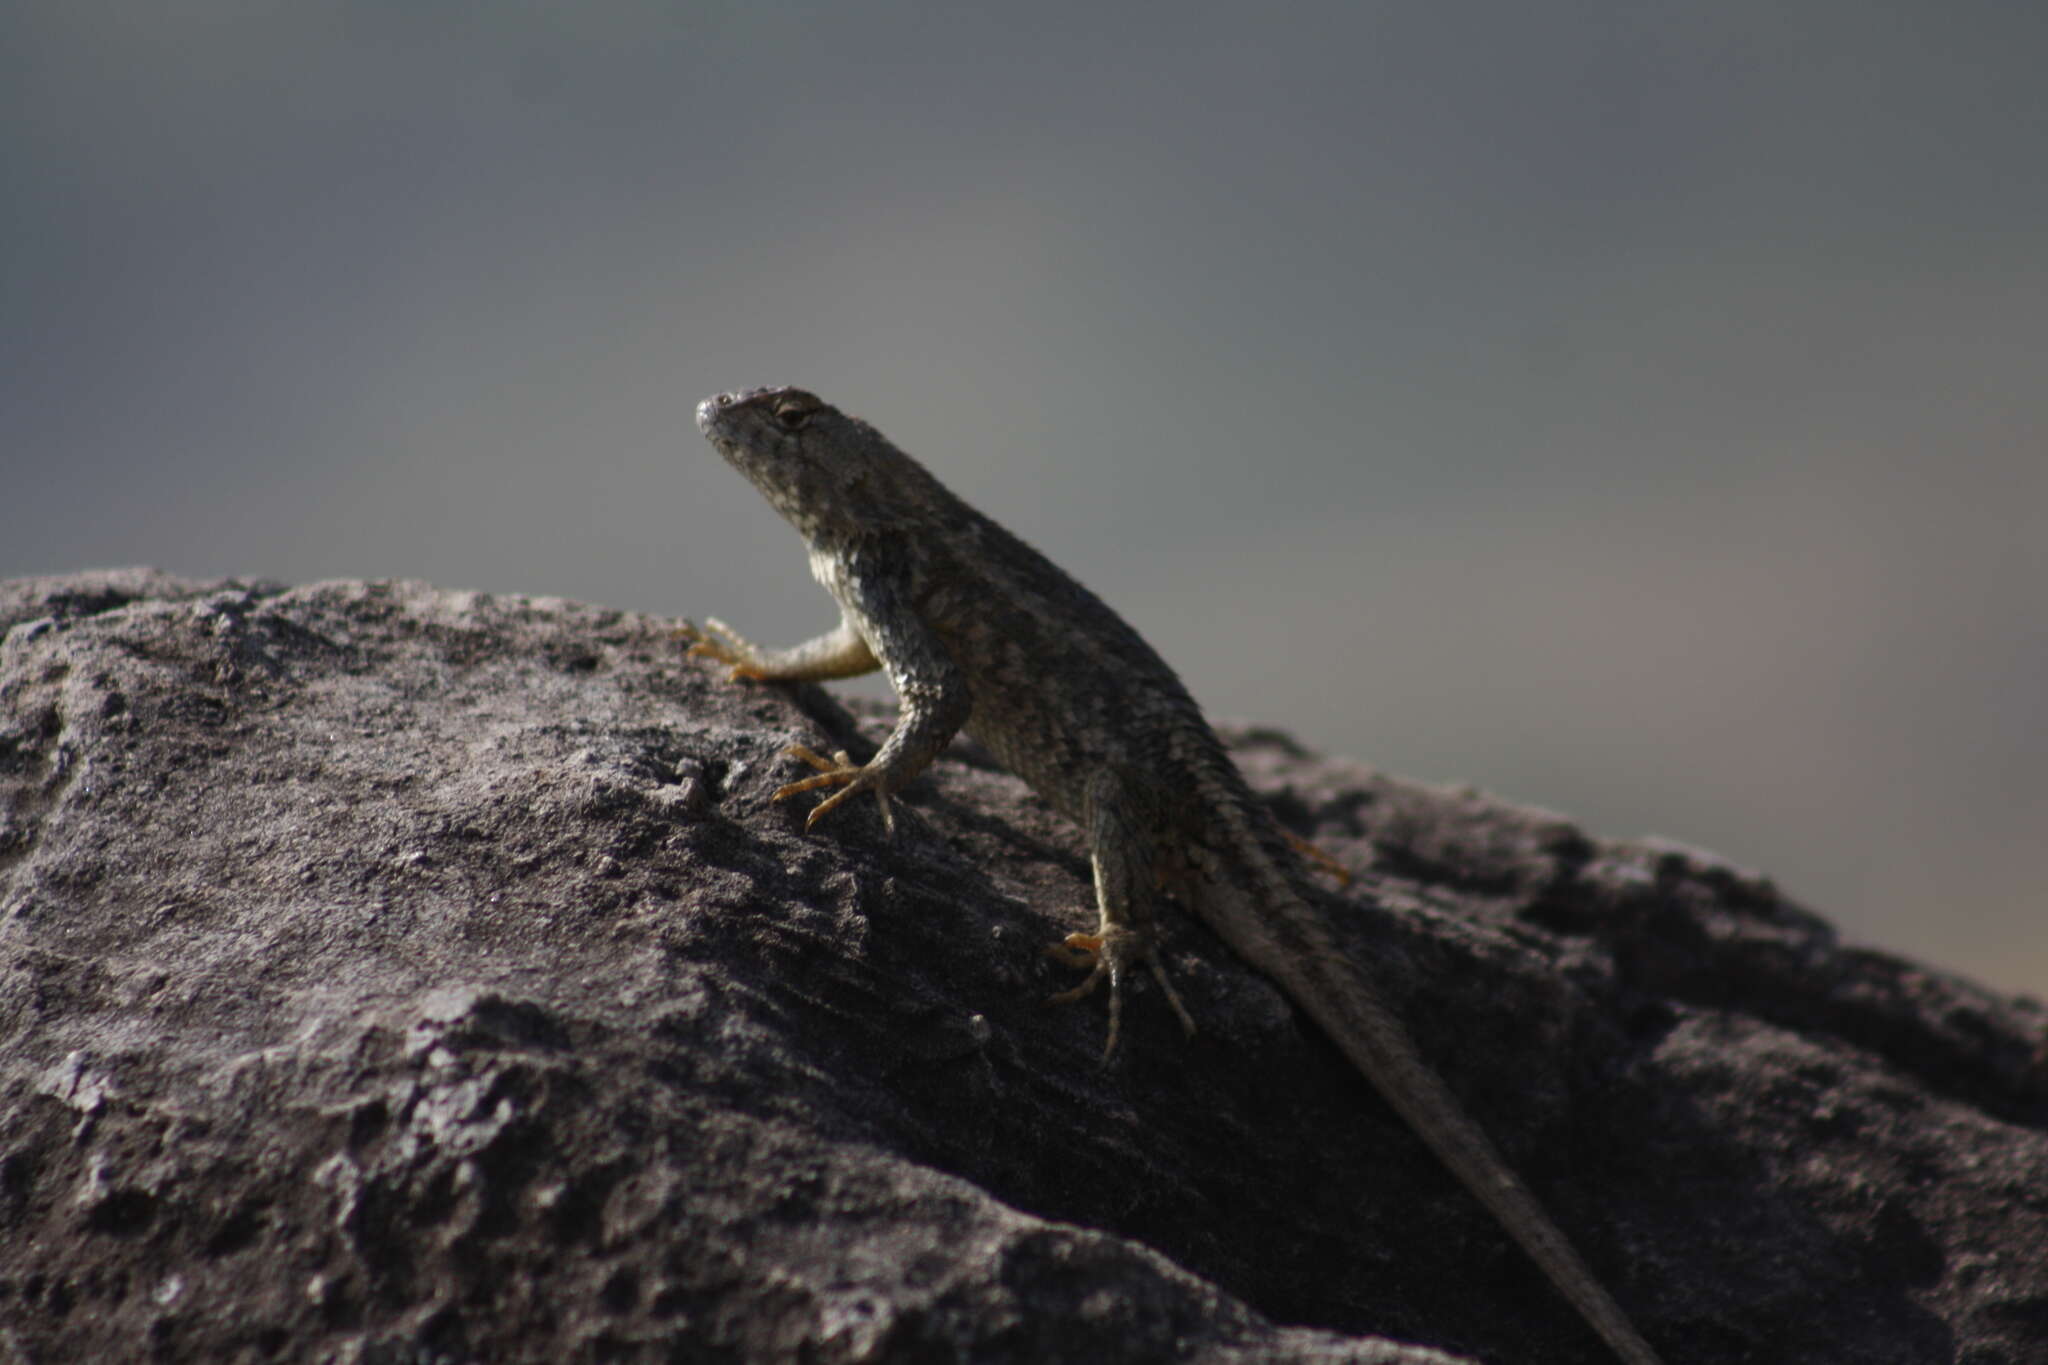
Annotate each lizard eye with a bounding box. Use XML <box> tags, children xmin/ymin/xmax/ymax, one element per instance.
<box><xmin>773</xmin><ymin>402</ymin><xmax>814</xmax><ymax>431</ymax></box>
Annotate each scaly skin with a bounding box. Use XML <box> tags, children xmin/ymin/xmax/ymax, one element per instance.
<box><xmin>684</xmin><ymin>385</ymin><xmax>1666</xmax><ymax>1365</ymax></box>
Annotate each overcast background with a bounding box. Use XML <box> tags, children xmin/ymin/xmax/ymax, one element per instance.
<box><xmin>5</xmin><ymin>4</ymin><xmax>2042</xmax><ymax>992</ymax></box>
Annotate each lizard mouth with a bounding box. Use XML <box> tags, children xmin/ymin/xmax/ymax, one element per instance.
<box><xmin>696</xmin><ymin>387</ymin><xmax>787</xmax><ymax>439</ymax></box>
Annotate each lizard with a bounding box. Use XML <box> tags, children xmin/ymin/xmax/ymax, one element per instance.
<box><xmin>681</xmin><ymin>385</ymin><xmax>1667</xmax><ymax>1365</ymax></box>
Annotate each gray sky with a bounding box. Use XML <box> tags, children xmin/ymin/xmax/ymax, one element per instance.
<box><xmin>6</xmin><ymin>3</ymin><xmax>2043</xmax><ymax>992</ymax></box>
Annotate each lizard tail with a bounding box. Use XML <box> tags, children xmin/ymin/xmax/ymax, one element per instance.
<box><xmin>1294</xmin><ymin>951</ymin><xmax>1667</xmax><ymax>1365</ymax></box>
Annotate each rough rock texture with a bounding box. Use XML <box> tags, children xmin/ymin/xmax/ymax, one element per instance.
<box><xmin>1</xmin><ymin>568</ymin><xmax>2044</xmax><ymax>1365</ymax></box>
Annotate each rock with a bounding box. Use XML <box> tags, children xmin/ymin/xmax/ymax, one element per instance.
<box><xmin>1</xmin><ymin>569</ymin><xmax>2043</xmax><ymax>1364</ymax></box>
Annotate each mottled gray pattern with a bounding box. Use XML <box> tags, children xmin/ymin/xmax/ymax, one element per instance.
<box><xmin>689</xmin><ymin>386</ymin><xmax>1666</xmax><ymax>1365</ymax></box>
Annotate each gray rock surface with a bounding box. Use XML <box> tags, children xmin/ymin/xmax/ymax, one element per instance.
<box><xmin>1</xmin><ymin>568</ymin><xmax>2043</xmax><ymax>1364</ymax></box>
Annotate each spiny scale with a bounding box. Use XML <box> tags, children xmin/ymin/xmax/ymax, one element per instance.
<box><xmin>684</xmin><ymin>385</ymin><xmax>1665</xmax><ymax>1365</ymax></box>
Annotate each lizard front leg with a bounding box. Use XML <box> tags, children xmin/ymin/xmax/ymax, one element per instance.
<box><xmin>677</xmin><ymin>615</ymin><xmax>879</xmax><ymax>682</ymax></box>
<box><xmin>678</xmin><ymin>611</ymin><xmax>906</xmax><ymax>827</ymax></box>
<box><xmin>692</xmin><ymin>557</ymin><xmax>971</xmax><ymax>834</ymax></box>
<box><xmin>778</xmin><ymin>644</ymin><xmax>970</xmax><ymax>832</ymax></box>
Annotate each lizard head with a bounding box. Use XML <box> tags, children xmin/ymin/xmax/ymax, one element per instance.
<box><xmin>695</xmin><ymin>386</ymin><xmax>929</xmax><ymax>544</ymax></box>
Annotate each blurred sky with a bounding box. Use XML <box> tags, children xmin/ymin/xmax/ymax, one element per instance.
<box><xmin>4</xmin><ymin>3</ymin><xmax>2043</xmax><ymax>992</ymax></box>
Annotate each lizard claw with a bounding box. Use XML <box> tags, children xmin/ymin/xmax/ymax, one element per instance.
<box><xmin>675</xmin><ymin>618</ymin><xmax>769</xmax><ymax>681</ymax></box>
<box><xmin>773</xmin><ymin>744</ymin><xmax>895</xmax><ymax>835</ymax></box>
<box><xmin>1046</xmin><ymin>928</ymin><xmax>1195</xmax><ymax>1063</ymax></box>
<box><xmin>1285</xmin><ymin>830</ymin><xmax>1354</xmax><ymax>886</ymax></box>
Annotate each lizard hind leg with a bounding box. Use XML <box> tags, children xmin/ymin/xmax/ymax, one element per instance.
<box><xmin>1046</xmin><ymin>927</ymin><xmax>1195</xmax><ymax>1062</ymax></box>
<box><xmin>1045</xmin><ymin>775</ymin><xmax>1197</xmax><ymax>1062</ymax></box>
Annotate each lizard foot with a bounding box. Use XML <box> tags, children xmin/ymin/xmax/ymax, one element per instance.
<box><xmin>1285</xmin><ymin>830</ymin><xmax>1354</xmax><ymax>886</ymax></box>
<box><xmin>675</xmin><ymin>618</ymin><xmax>771</xmax><ymax>681</ymax></box>
<box><xmin>773</xmin><ymin>744</ymin><xmax>896</xmax><ymax>835</ymax></box>
<box><xmin>1046</xmin><ymin>928</ymin><xmax>1196</xmax><ymax>1062</ymax></box>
